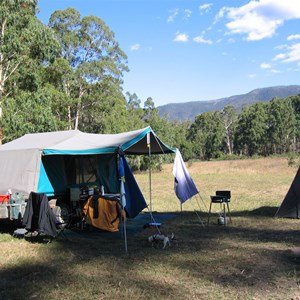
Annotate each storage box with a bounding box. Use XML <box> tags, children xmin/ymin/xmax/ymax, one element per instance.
<box><xmin>0</xmin><ymin>205</ymin><xmax>9</xmax><ymax>218</ymax></box>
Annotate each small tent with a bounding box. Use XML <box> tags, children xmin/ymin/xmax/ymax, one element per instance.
<box><xmin>0</xmin><ymin>126</ymin><xmax>175</xmax><ymax>218</ymax></box>
<box><xmin>275</xmin><ymin>167</ymin><xmax>300</xmax><ymax>218</ymax></box>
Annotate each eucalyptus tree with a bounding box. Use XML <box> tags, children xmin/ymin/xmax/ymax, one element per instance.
<box><xmin>2</xmin><ymin>88</ymin><xmax>58</xmax><ymax>142</ymax></box>
<box><xmin>266</xmin><ymin>97</ymin><xmax>296</xmax><ymax>154</ymax></box>
<box><xmin>48</xmin><ymin>8</ymin><xmax>129</xmax><ymax>131</ymax></box>
<box><xmin>188</xmin><ymin>111</ymin><xmax>224</xmax><ymax>160</ymax></box>
<box><xmin>0</xmin><ymin>0</ymin><xmax>60</xmax><ymax>142</ymax></box>
<box><xmin>234</xmin><ymin>102</ymin><xmax>268</xmax><ymax>156</ymax></box>
<box><xmin>0</xmin><ymin>0</ymin><xmax>37</xmax><ymax>100</ymax></box>
<box><xmin>220</xmin><ymin>105</ymin><xmax>237</xmax><ymax>155</ymax></box>
<box><xmin>173</xmin><ymin>120</ymin><xmax>193</xmax><ymax>161</ymax></box>
<box><xmin>142</xmin><ymin>97</ymin><xmax>176</xmax><ymax>147</ymax></box>
<box><xmin>289</xmin><ymin>94</ymin><xmax>300</xmax><ymax>152</ymax></box>
<box><xmin>123</xmin><ymin>91</ymin><xmax>145</xmax><ymax>129</ymax></box>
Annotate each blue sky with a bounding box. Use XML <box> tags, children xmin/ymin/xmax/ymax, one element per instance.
<box><xmin>37</xmin><ymin>0</ymin><xmax>300</xmax><ymax>106</ymax></box>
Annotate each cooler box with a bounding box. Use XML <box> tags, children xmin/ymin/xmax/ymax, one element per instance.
<box><xmin>0</xmin><ymin>195</ymin><xmax>10</xmax><ymax>203</ymax></box>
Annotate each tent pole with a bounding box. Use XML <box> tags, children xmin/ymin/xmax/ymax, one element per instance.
<box><xmin>147</xmin><ymin>132</ymin><xmax>152</xmax><ymax>213</ymax></box>
<box><xmin>194</xmin><ymin>193</ymin><xmax>206</xmax><ymax>227</ymax></box>
<box><xmin>123</xmin><ymin>211</ymin><xmax>128</xmax><ymax>253</ymax></box>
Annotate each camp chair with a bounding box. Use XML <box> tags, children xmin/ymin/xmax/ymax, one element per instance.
<box><xmin>51</xmin><ymin>204</ymin><xmax>69</xmax><ymax>239</ymax></box>
<box><xmin>22</xmin><ymin>192</ymin><xmax>67</xmax><ymax>241</ymax></box>
<box><xmin>207</xmin><ymin>190</ymin><xmax>232</xmax><ymax>225</ymax></box>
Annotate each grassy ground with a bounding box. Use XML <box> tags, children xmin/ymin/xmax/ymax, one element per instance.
<box><xmin>1</xmin><ymin>157</ymin><xmax>300</xmax><ymax>300</ymax></box>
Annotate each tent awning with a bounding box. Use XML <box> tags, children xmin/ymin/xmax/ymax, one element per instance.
<box><xmin>0</xmin><ymin>126</ymin><xmax>175</xmax><ymax>155</ymax></box>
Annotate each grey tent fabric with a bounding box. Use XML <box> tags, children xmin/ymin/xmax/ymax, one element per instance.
<box><xmin>0</xmin><ymin>127</ymin><xmax>175</xmax><ymax>195</ymax></box>
<box><xmin>0</xmin><ymin>127</ymin><xmax>173</xmax><ymax>154</ymax></box>
<box><xmin>275</xmin><ymin>167</ymin><xmax>300</xmax><ymax>218</ymax></box>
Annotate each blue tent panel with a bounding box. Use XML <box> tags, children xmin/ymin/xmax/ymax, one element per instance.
<box><xmin>121</xmin><ymin>156</ymin><xmax>147</xmax><ymax>218</ymax></box>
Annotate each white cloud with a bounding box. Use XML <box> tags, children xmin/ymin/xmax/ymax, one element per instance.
<box><xmin>227</xmin><ymin>38</ymin><xmax>235</xmax><ymax>43</ymax></box>
<box><xmin>260</xmin><ymin>63</ymin><xmax>271</xmax><ymax>69</ymax></box>
<box><xmin>287</xmin><ymin>34</ymin><xmax>300</xmax><ymax>41</ymax></box>
<box><xmin>193</xmin><ymin>35</ymin><xmax>213</xmax><ymax>44</ymax></box>
<box><xmin>167</xmin><ymin>9</ymin><xmax>179</xmax><ymax>22</ymax></box>
<box><xmin>173</xmin><ymin>32</ymin><xmax>189</xmax><ymax>42</ymax></box>
<box><xmin>199</xmin><ymin>3</ymin><xmax>213</xmax><ymax>14</ymax></box>
<box><xmin>184</xmin><ymin>9</ymin><xmax>192</xmax><ymax>20</ymax></box>
<box><xmin>282</xmin><ymin>43</ymin><xmax>300</xmax><ymax>62</ymax></box>
<box><xmin>130</xmin><ymin>44</ymin><xmax>140</xmax><ymax>51</ymax></box>
<box><xmin>218</xmin><ymin>0</ymin><xmax>300</xmax><ymax>41</ymax></box>
<box><xmin>274</xmin><ymin>44</ymin><xmax>288</xmax><ymax>50</ymax></box>
<box><xmin>248</xmin><ymin>73</ymin><xmax>256</xmax><ymax>78</ymax></box>
<box><xmin>273</xmin><ymin>43</ymin><xmax>300</xmax><ymax>63</ymax></box>
<box><xmin>273</xmin><ymin>53</ymin><xmax>286</xmax><ymax>61</ymax></box>
<box><xmin>271</xmin><ymin>69</ymin><xmax>281</xmax><ymax>73</ymax></box>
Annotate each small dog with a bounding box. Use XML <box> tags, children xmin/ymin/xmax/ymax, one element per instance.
<box><xmin>148</xmin><ymin>233</ymin><xmax>174</xmax><ymax>249</ymax></box>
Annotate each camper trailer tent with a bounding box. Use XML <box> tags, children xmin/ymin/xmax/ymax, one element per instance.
<box><xmin>275</xmin><ymin>167</ymin><xmax>300</xmax><ymax>218</ymax></box>
<box><xmin>0</xmin><ymin>126</ymin><xmax>175</xmax><ymax>220</ymax></box>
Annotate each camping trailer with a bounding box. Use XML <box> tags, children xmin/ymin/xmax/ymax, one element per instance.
<box><xmin>0</xmin><ymin>127</ymin><xmax>175</xmax><ymax>223</ymax></box>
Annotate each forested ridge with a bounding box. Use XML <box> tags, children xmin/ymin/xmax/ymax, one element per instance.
<box><xmin>157</xmin><ymin>85</ymin><xmax>300</xmax><ymax>121</ymax></box>
<box><xmin>0</xmin><ymin>0</ymin><xmax>300</xmax><ymax>166</ymax></box>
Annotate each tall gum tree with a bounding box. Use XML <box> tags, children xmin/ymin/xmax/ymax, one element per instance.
<box><xmin>0</xmin><ymin>0</ymin><xmax>59</xmax><ymax>143</ymax></box>
<box><xmin>48</xmin><ymin>8</ymin><xmax>128</xmax><ymax>130</ymax></box>
<box><xmin>0</xmin><ymin>0</ymin><xmax>36</xmax><ymax>142</ymax></box>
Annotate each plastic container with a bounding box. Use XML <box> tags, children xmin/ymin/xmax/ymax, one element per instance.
<box><xmin>9</xmin><ymin>192</ymin><xmax>26</xmax><ymax>220</ymax></box>
<box><xmin>0</xmin><ymin>195</ymin><xmax>10</xmax><ymax>203</ymax></box>
<box><xmin>218</xmin><ymin>216</ymin><xmax>228</xmax><ymax>225</ymax></box>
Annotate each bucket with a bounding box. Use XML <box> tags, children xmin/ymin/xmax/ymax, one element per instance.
<box><xmin>218</xmin><ymin>216</ymin><xmax>228</xmax><ymax>225</ymax></box>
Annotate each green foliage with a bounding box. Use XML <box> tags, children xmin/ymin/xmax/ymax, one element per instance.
<box><xmin>187</xmin><ymin>111</ymin><xmax>224</xmax><ymax>160</ymax></box>
<box><xmin>234</xmin><ymin>102</ymin><xmax>268</xmax><ymax>156</ymax></box>
<box><xmin>48</xmin><ymin>8</ymin><xmax>129</xmax><ymax>131</ymax></box>
<box><xmin>1</xmin><ymin>89</ymin><xmax>58</xmax><ymax>142</ymax></box>
<box><xmin>287</xmin><ymin>152</ymin><xmax>300</xmax><ymax>167</ymax></box>
<box><xmin>266</xmin><ymin>97</ymin><xmax>296</xmax><ymax>154</ymax></box>
<box><xmin>0</xmin><ymin>0</ymin><xmax>58</xmax><ymax>98</ymax></box>
<box><xmin>220</xmin><ymin>105</ymin><xmax>237</xmax><ymax>155</ymax></box>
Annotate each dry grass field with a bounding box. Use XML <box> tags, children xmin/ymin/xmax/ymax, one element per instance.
<box><xmin>1</xmin><ymin>156</ymin><xmax>300</xmax><ymax>300</ymax></box>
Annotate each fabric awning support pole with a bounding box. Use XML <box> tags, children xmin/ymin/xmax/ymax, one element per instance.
<box><xmin>147</xmin><ymin>132</ymin><xmax>152</xmax><ymax>213</ymax></box>
<box><xmin>119</xmin><ymin>154</ymin><xmax>128</xmax><ymax>253</ymax></box>
<box><xmin>122</xmin><ymin>212</ymin><xmax>127</xmax><ymax>253</ymax></box>
<box><xmin>194</xmin><ymin>193</ymin><xmax>206</xmax><ymax>227</ymax></box>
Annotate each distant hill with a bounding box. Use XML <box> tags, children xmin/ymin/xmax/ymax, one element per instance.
<box><xmin>157</xmin><ymin>85</ymin><xmax>300</xmax><ymax>121</ymax></box>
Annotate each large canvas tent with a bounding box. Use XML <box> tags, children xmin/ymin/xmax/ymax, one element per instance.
<box><xmin>0</xmin><ymin>127</ymin><xmax>175</xmax><ymax>212</ymax></box>
<box><xmin>275</xmin><ymin>167</ymin><xmax>300</xmax><ymax>218</ymax></box>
